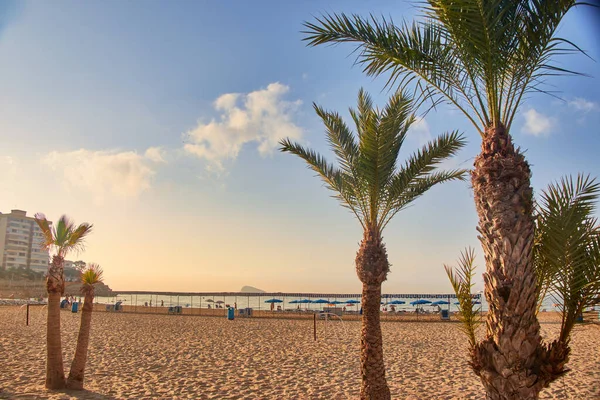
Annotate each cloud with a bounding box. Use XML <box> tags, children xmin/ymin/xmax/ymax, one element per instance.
<box><xmin>521</xmin><ymin>109</ymin><xmax>555</xmax><ymax>137</ymax></box>
<box><xmin>144</xmin><ymin>147</ymin><xmax>167</xmax><ymax>163</ymax></box>
<box><xmin>407</xmin><ymin>117</ymin><xmax>432</xmax><ymax>146</ymax></box>
<box><xmin>183</xmin><ymin>82</ymin><xmax>303</xmax><ymax>171</ymax></box>
<box><xmin>568</xmin><ymin>98</ymin><xmax>598</xmax><ymax>113</ymax></box>
<box><xmin>43</xmin><ymin>148</ymin><xmax>166</xmax><ymax>201</ymax></box>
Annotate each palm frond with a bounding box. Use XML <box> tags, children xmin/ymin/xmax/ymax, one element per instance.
<box><xmin>444</xmin><ymin>247</ymin><xmax>482</xmax><ymax>350</ymax></box>
<box><xmin>80</xmin><ymin>263</ymin><xmax>103</xmax><ymax>296</ymax></box>
<box><xmin>281</xmin><ymin>89</ymin><xmax>465</xmax><ymax>232</ymax></box>
<box><xmin>279</xmin><ymin>138</ymin><xmax>365</xmax><ymax>227</ymax></box>
<box><xmin>534</xmin><ymin>174</ymin><xmax>600</xmax><ymax>343</ymax></box>
<box><xmin>62</xmin><ymin>223</ymin><xmax>94</xmax><ymax>256</ymax></box>
<box><xmin>380</xmin><ymin>131</ymin><xmax>467</xmax><ymax>229</ymax></box>
<box><xmin>34</xmin><ymin>213</ymin><xmax>55</xmax><ymax>251</ymax></box>
<box><xmin>303</xmin><ymin>1</ymin><xmax>585</xmax><ymax>135</ymax></box>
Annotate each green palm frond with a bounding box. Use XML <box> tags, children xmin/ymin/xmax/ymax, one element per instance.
<box><xmin>63</xmin><ymin>223</ymin><xmax>93</xmax><ymax>256</ymax></box>
<box><xmin>279</xmin><ymin>137</ymin><xmax>365</xmax><ymax>227</ymax></box>
<box><xmin>444</xmin><ymin>247</ymin><xmax>482</xmax><ymax>350</ymax></box>
<box><xmin>535</xmin><ymin>174</ymin><xmax>600</xmax><ymax>342</ymax></box>
<box><xmin>280</xmin><ymin>89</ymin><xmax>466</xmax><ymax>232</ymax></box>
<box><xmin>80</xmin><ymin>263</ymin><xmax>103</xmax><ymax>296</ymax></box>
<box><xmin>33</xmin><ymin>213</ymin><xmax>93</xmax><ymax>258</ymax></box>
<box><xmin>303</xmin><ymin>0</ymin><xmax>585</xmax><ymax>135</ymax></box>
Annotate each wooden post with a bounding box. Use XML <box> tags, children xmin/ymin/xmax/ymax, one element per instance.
<box><xmin>26</xmin><ymin>303</ymin><xmax>30</xmax><ymax>326</ymax></box>
<box><xmin>313</xmin><ymin>313</ymin><xmax>317</xmax><ymax>341</ymax></box>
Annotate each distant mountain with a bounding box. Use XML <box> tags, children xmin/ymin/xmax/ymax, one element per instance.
<box><xmin>240</xmin><ymin>285</ymin><xmax>265</xmax><ymax>293</ymax></box>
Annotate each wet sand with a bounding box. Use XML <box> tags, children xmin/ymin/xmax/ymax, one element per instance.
<box><xmin>0</xmin><ymin>306</ymin><xmax>598</xmax><ymax>399</ymax></box>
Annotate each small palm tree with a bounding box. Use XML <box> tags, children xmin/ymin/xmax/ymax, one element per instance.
<box><xmin>303</xmin><ymin>2</ymin><xmax>587</xmax><ymax>398</ymax></box>
<box><xmin>446</xmin><ymin>174</ymin><xmax>600</xmax><ymax>398</ymax></box>
<box><xmin>67</xmin><ymin>264</ymin><xmax>103</xmax><ymax>390</ymax></box>
<box><xmin>35</xmin><ymin>214</ymin><xmax>93</xmax><ymax>390</ymax></box>
<box><xmin>534</xmin><ymin>175</ymin><xmax>600</xmax><ymax>342</ymax></box>
<box><xmin>280</xmin><ymin>89</ymin><xmax>466</xmax><ymax>399</ymax></box>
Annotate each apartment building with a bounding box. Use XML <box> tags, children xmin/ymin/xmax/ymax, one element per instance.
<box><xmin>0</xmin><ymin>210</ymin><xmax>51</xmax><ymax>273</ymax></box>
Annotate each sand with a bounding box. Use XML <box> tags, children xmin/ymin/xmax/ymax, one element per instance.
<box><xmin>0</xmin><ymin>306</ymin><xmax>598</xmax><ymax>399</ymax></box>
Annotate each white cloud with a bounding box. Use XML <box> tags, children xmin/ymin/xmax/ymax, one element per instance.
<box><xmin>568</xmin><ymin>98</ymin><xmax>598</xmax><ymax>113</ymax></box>
<box><xmin>43</xmin><ymin>148</ymin><xmax>165</xmax><ymax>201</ymax></box>
<box><xmin>407</xmin><ymin>117</ymin><xmax>432</xmax><ymax>146</ymax></box>
<box><xmin>183</xmin><ymin>82</ymin><xmax>303</xmax><ymax>171</ymax></box>
<box><xmin>521</xmin><ymin>109</ymin><xmax>555</xmax><ymax>137</ymax></box>
<box><xmin>144</xmin><ymin>147</ymin><xmax>167</xmax><ymax>163</ymax></box>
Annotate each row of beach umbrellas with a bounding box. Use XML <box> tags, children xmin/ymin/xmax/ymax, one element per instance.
<box><xmin>263</xmin><ymin>298</ymin><xmax>481</xmax><ymax>306</ymax></box>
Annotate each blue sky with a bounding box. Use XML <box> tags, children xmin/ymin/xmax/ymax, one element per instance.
<box><xmin>1</xmin><ymin>1</ymin><xmax>599</xmax><ymax>293</ymax></box>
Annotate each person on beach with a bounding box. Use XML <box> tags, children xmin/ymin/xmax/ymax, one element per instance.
<box><xmin>270</xmin><ymin>303</ymin><xmax>274</xmax><ymax>311</ymax></box>
<box><xmin>234</xmin><ymin>302</ymin><xmax>237</xmax><ymax>309</ymax></box>
<box><xmin>161</xmin><ymin>300</ymin><xmax>164</xmax><ymax>307</ymax></box>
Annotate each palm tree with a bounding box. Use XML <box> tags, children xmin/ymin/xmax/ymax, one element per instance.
<box><xmin>67</xmin><ymin>264</ymin><xmax>103</xmax><ymax>390</ymax></box>
<box><xmin>280</xmin><ymin>89</ymin><xmax>466</xmax><ymax>399</ymax></box>
<box><xmin>447</xmin><ymin>174</ymin><xmax>600</xmax><ymax>398</ymax></box>
<box><xmin>303</xmin><ymin>2</ymin><xmax>586</xmax><ymax>398</ymax></box>
<box><xmin>534</xmin><ymin>175</ymin><xmax>600</xmax><ymax>342</ymax></box>
<box><xmin>35</xmin><ymin>214</ymin><xmax>93</xmax><ymax>390</ymax></box>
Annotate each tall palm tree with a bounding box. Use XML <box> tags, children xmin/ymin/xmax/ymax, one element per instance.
<box><xmin>280</xmin><ymin>89</ymin><xmax>466</xmax><ymax>399</ymax></box>
<box><xmin>67</xmin><ymin>264</ymin><xmax>103</xmax><ymax>390</ymax></box>
<box><xmin>447</xmin><ymin>174</ymin><xmax>600</xmax><ymax>398</ymax></box>
<box><xmin>35</xmin><ymin>214</ymin><xmax>93</xmax><ymax>390</ymax></box>
<box><xmin>303</xmin><ymin>2</ymin><xmax>586</xmax><ymax>398</ymax></box>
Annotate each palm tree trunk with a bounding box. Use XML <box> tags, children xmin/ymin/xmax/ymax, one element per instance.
<box><xmin>46</xmin><ymin>256</ymin><xmax>66</xmax><ymax>389</ymax></box>
<box><xmin>356</xmin><ymin>227</ymin><xmax>391</xmax><ymax>400</ymax></box>
<box><xmin>471</xmin><ymin>125</ymin><xmax>550</xmax><ymax>399</ymax></box>
<box><xmin>67</xmin><ymin>292</ymin><xmax>94</xmax><ymax>390</ymax></box>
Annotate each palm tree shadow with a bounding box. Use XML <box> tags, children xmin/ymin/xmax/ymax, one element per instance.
<box><xmin>59</xmin><ymin>389</ymin><xmax>119</xmax><ymax>400</ymax></box>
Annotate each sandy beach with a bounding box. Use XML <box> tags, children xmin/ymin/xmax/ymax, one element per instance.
<box><xmin>1</xmin><ymin>306</ymin><xmax>598</xmax><ymax>399</ymax></box>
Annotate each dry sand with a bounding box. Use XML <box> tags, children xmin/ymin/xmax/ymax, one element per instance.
<box><xmin>0</xmin><ymin>306</ymin><xmax>598</xmax><ymax>399</ymax></box>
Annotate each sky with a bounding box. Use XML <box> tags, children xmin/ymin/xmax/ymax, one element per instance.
<box><xmin>1</xmin><ymin>1</ymin><xmax>599</xmax><ymax>294</ymax></box>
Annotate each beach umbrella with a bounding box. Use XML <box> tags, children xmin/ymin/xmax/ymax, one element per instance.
<box><xmin>298</xmin><ymin>299</ymin><xmax>312</xmax><ymax>303</ymax></box>
<box><xmin>329</xmin><ymin>300</ymin><xmax>344</xmax><ymax>304</ymax></box>
<box><xmin>389</xmin><ymin>300</ymin><xmax>406</xmax><ymax>305</ymax></box>
<box><xmin>431</xmin><ymin>300</ymin><xmax>450</xmax><ymax>305</ymax></box>
<box><xmin>346</xmin><ymin>300</ymin><xmax>360</xmax><ymax>304</ymax></box>
<box><xmin>205</xmin><ymin>299</ymin><xmax>215</xmax><ymax>303</ymax></box>
<box><xmin>410</xmin><ymin>299</ymin><xmax>432</xmax><ymax>306</ymax></box>
<box><xmin>312</xmin><ymin>299</ymin><xmax>329</xmax><ymax>304</ymax></box>
<box><xmin>264</xmin><ymin>299</ymin><xmax>283</xmax><ymax>303</ymax></box>
<box><xmin>289</xmin><ymin>300</ymin><xmax>300</xmax><ymax>304</ymax></box>
<box><xmin>215</xmin><ymin>300</ymin><xmax>225</xmax><ymax>304</ymax></box>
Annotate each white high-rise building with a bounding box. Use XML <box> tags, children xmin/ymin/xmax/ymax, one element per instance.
<box><xmin>0</xmin><ymin>210</ymin><xmax>51</xmax><ymax>273</ymax></box>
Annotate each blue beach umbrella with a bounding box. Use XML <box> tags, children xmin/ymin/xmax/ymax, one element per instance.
<box><xmin>312</xmin><ymin>299</ymin><xmax>329</xmax><ymax>304</ymax></box>
<box><xmin>264</xmin><ymin>299</ymin><xmax>283</xmax><ymax>303</ymax></box>
<box><xmin>431</xmin><ymin>300</ymin><xmax>450</xmax><ymax>305</ymax></box>
<box><xmin>410</xmin><ymin>299</ymin><xmax>432</xmax><ymax>306</ymax></box>
<box><xmin>346</xmin><ymin>300</ymin><xmax>360</xmax><ymax>304</ymax></box>
<box><xmin>389</xmin><ymin>300</ymin><xmax>406</xmax><ymax>305</ymax></box>
<box><xmin>289</xmin><ymin>300</ymin><xmax>300</xmax><ymax>304</ymax></box>
<box><xmin>298</xmin><ymin>299</ymin><xmax>312</xmax><ymax>303</ymax></box>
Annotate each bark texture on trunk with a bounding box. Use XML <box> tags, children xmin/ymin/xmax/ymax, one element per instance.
<box><xmin>471</xmin><ymin>125</ymin><xmax>569</xmax><ymax>400</ymax></box>
<box><xmin>67</xmin><ymin>291</ymin><xmax>94</xmax><ymax>390</ymax></box>
<box><xmin>356</xmin><ymin>227</ymin><xmax>391</xmax><ymax>400</ymax></box>
<box><xmin>46</xmin><ymin>255</ymin><xmax>66</xmax><ymax>389</ymax></box>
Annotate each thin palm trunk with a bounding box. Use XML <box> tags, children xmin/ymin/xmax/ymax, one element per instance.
<box><xmin>356</xmin><ymin>228</ymin><xmax>391</xmax><ymax>400</ymax></box>
<box><xmin>46</xmin><ymin>256</ymin><xmax>66</xmax><ymax>389</ymax></box>
<box><xmin>67</xmin><ymin>291</ymin><xmax>94</xmax><ymax>389</ymax></box>
<box><xmin>471</xmin><ymin>125</ymin><xmax>544</xmax><ymax>399</ymax></box>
